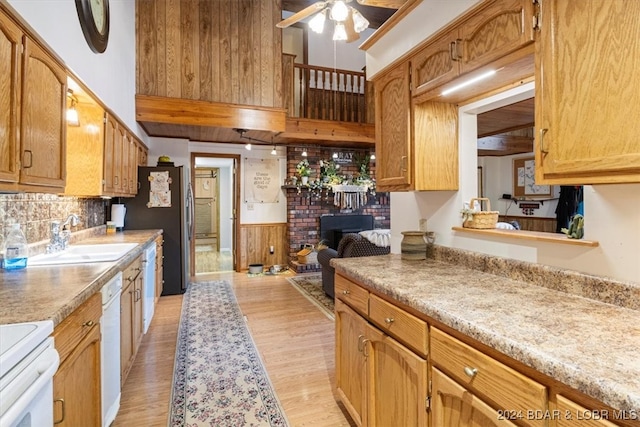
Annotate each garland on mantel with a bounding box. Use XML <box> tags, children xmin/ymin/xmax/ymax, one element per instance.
<box><xmin>331</xmin><ymin>184</ymin><xmax>369</xmax><ymax>209</ymax></box>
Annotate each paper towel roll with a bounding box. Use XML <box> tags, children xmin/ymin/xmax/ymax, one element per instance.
<box><xmin>111</xmin><ymin>204</ymin><xmax>126</xmax><ymax>228</ymax></box>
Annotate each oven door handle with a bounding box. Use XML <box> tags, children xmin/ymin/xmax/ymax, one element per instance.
<box><xmin>0</xmin><ymin>347</ymin><xmax>59</xmax><ymax>425</ymax></box>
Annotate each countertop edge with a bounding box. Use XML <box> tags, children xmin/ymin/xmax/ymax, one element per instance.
<box><xmin>331</xmin><ymin>255</ymin><xmax>640</xmax><ymax>413</ymax></box>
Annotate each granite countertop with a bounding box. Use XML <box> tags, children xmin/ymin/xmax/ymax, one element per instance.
<box><xmin>0</xmin><ymin>230</ymin><xmax>162</xmax><ymax>326</ymax></box>
<box><xmin>331</xmin><ymin>254</ymin><xmax>640</xmax><ymax>413</ymax></box>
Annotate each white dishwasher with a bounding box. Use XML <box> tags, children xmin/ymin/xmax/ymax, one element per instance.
<box><xmin>142</xmin><ymin>244</ymin><xmax>156</xmax><ymax>334</ymax></box>
<box><xmin>101</xmin><ymin>272</ymin><xmax>122</xmax><ymax>427</ymax></box>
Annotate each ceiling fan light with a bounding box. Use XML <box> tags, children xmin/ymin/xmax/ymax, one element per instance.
<box><xmin>352</xmin><ymin>9</ymin><xmax>369</xmax><ymax>33</ymax></box>
<box><xmin>333</xmin><ymin>22</ymin><xmax>348</xmax><ymax>41</ymax></box>
<box><xmin>309</xmin><ymin>9</ymin><xmax>327</xmax><ymax>34</ymax></box>
<box><xmin>330</xmin><ymin>1</ymin><xmax>349</xmax><ymax>22</ymax></box>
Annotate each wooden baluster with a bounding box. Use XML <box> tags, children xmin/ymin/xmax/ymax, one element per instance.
<box><xmin>303</xmin><ymin>67</ymin><xmax>309</xmax><ymax>119</ymax></box>
<box><xmin>328</xmin><ymin>71</ymin><xmax>334</xmax><ymax>121</ymax></box>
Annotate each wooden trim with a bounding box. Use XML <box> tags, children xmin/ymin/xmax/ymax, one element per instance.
<box><xmin>279</xmin><ymin>117</ymin><xmax>375</xmax><ymax>144</ymax></box>
<box><xmin>451</xmin><ymin>226</ymin><xmax>599</xmax><ymax>247</ymax></box>
<box><xmin>191</xmin><ymin>152</ymin><xmax>241</xmax><ymax>272</ymax></box>
<box><xmin>136</xmin><ymin>94</ymin><xmax>287</xmax><ymax>132</ymax></box>
<box><xmin>359</xmin><ymin>0</ymin><xmax>423</xmax><ymax>51</ymax></box>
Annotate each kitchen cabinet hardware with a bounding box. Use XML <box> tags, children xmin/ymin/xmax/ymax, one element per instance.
<box><xmin>464</xmin><ymin>366</ymin><xmax>478</xmax><ymax>378</ymax></box>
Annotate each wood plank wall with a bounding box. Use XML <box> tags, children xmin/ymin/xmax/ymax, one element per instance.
<box><xmin>499</xmin><ymin>216</ymin><xmax>557</xmax><ymax>233</ymax></box>
<box><xmin>136</xmin><ymin>0</ymin><xmax>283</xmax><ymax>108</ymax></box>
<box><xmin>239</xmin><ymin>223</ymin><xmax>288</xmax><ymax>270</ymax></box>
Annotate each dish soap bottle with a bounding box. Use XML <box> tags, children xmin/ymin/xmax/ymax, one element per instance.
<box><xmin>3</xmin><ymin>223</ymin><xmax>28</xmax><ymax>270</ymax></box>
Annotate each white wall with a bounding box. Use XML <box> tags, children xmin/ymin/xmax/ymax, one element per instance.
<box><xmin>388</xmin><ymin>82</ymin><xmax>640</xmax><ymax>284</ymax></box>
<box><xmin>479</xmin><ymin>155</ymin><xmax>560</xmax><ymax>218</ymax></box>
<box><xmin>363</xmin><ymin>0</ymin><xmax>480</xmax><ymax>78</ymax></box>
<box><xmin>8</xmin><ymin>0</ymin><xmax>144</xmax><ymax>140</ymax></box>
<box><xmin>149</xmin><ymin>139</ymin><xmax>288</xmax><ymax>226</ymax></box>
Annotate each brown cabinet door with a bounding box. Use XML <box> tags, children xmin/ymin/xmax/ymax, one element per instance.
<box><xmin>128</xmin><ymin>133</ymin><xmax>138</xmax><ymax>195</ymax></box>
<box><xmin>374</xmin><ymin>62</ymin><xmax>412</xmax><ymax>191</ymax></box>
<box><xmin>115</xmin><ymin>124</ymin><xmax>125</xmax><ymax>193</ymax></box>
<box><xmin>459</xmin><ymin>0</ymin><xmax>534</xmax><ymax>74</ymax></box>
<box><xmin>133</xmin><ymin>269</ymin><xmax>144</xmax><ymax>350</ymax></box>
<box><xmin>53</xmin><ymin>324</ymin><xmax>101</xmax><ymax>426</ymax></box>
<box><xmin>103</xmin><ymin>113</ymin><xmax>117</xmax><ymax>193</ymax></box>
<box><xmin>19</xmin><ymin>37</ymin><xmax>66</xmax><ymax>189</ymax></box>
<box><xmin>120</xmin><ymin>279</ymin><xmax>134</xmax><ymax>386</ymax></box>
<box><xmin>0</xmin><ymin>13</ymin><xmax>22</xmax><ymax>185</ymax></box>
<box><xmin>536</xmin><ymin>0</ymin><xmax>640</xmax><ymax>184</ymax></box>
<box><xmin>431</xmin><ymin>367</ymin><xmax>518</xmax><ymax>427</ymax></box>
<box><xmin>411</xmin><ymin>28</ymin><xmax>461</xmax><ymax>97</ymax></box>
<box><xmin>366</xmin><ymin>324</ymin><xmax>428</xmax><ymax>427</ymax></box>
<box><xmin>335</xmin><ymin>299</ymin><xmax>367</xmax><ymax>427</ymax></box>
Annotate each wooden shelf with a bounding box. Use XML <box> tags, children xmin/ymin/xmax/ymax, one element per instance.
<box><xmin>451</xmin><ymin>227</ymin><xmax>599</xmax><ymax>247</ymax></box>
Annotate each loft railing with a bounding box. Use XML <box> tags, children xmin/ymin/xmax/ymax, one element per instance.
<box><xmin>282</xmin><ymin>54</ymin><xmax>373</xmax><ymax>124</ymax></box>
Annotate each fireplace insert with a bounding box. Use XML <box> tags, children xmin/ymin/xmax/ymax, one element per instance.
<box><xmin>319</xmin><ymin>214</ymin><xmax>374</xmax><ymax>250</ymax></box>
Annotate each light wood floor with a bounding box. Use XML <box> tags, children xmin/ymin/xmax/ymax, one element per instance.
<box><xmin>113</xmin><ymin>272</ymin><xmax>354</xmax><ymax>427</ymax></box>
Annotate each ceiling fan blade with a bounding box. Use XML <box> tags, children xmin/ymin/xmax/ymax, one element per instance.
<box><xmin>355</xmin><ymin>0</ymin><xmax>406</xmax><ymax>9</ymax></box>
<box><xmin>345</xmin><ymin>10</ymin><xmax>360</xmax><ymax>43</ymax></box>
<box><xmin>277</xmin><ymin>2</ymin><xmax>327</xmax><ymax>28</ymax></box>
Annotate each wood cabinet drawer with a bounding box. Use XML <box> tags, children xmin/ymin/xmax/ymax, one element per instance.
<box><xmin>369</xmin><ymin>294</ymin><xmax>428</xmax><ymax>357</ymax></box>
<box><xmin>556</xmin><ymin>395</ymin><xmax>619</xmax><ymax>427</ymax></box>
<box><xmin>53</xmin><ymin>292</ymin><xmax>101</xmax><ymax>364</ymax></box>
<box><xmin>431</xmin><ymin>327</ymin><xmax>547</xmax><ymax>426</ymax></box>
<box><xmin>335</xmin><ymin>274</ymin><xmax>368</xmax><ymax>316</ymax></box>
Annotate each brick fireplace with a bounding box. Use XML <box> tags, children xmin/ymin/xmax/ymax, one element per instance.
<box><xmin>285</xmin><ymin>146</ymin><xmax>390</xmax><ymax>272</ymax></box>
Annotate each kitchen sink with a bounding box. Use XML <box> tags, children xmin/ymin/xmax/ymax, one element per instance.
<box><xmin>28</xmin><ymin>243</ymin><xmax>138</xmax><ymax>266</ymax></box>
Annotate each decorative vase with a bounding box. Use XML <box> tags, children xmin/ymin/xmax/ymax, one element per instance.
<box><xmin>301</xmin><ymin>176</ymin><xmax>309</xmax><ymax>185</ymax></box>
<box><xmin>401</xmin><ymin>231</ymin><xmax>427</xmax><ymax>261</ymax></box>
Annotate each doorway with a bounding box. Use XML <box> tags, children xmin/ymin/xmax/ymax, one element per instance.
<box><xmin>191</xmin><ymin>153</ymin><xmax>239</xmax><ymax>273</ymax></box>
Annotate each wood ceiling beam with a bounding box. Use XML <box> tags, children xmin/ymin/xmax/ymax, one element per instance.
<box><xmin>277</xmin><ymin>118</ymin><xmax>375</xmax><ymax>145</ymax></box>
<box><xmin>477</xmin><ymin>135</ymin><xmax>533</xmax><ymax>156</ymax></box>
<box><xmin>136</xmin><ymin>95</ymin><xmax>287</xmax><ymax>133</ymax></box>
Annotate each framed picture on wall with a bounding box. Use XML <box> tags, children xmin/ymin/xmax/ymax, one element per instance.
<box><xmin>513</xmin><ymin>157</ymin><xmax>552</xmax><ymax>198</ymax></box>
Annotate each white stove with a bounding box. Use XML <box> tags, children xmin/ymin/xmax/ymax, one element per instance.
<box><xmin>0</xmin><ymin>320</ymin><xmax>59</xmax><ymax>427</ymax></box>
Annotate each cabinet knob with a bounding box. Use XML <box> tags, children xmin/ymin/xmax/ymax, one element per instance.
<box><xmin>384</xmin><ymin>317</ymin><xmax>395</xmax><ymax>325</ymax></box>
<box><xmin>83</xmin><ymin>320</ymin><xmax>94</xmax><ymax>327</ymax></box>
<box><xmin>342</xmin><ymin>290</ymin><xmax>350</xmax><ymax>295</ymax></box>
<box><xmin>464</xmin><ymin>366</ymin><xmax>478</xmax><ymax>378</ymax></box>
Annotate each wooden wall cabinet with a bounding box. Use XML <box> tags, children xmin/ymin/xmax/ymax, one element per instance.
<box><xmin>0</xmin><ymin>10</ymin><xmax>66</xmax><ymax>193</ymax></box>
<box><xmin>411</xmin><ymin>0</ymin><xmax>534</xmax><ymax>97</ymax></box>
<box><xmin>120</xmin><ymin>255</ymin><xmax>144</xmax><ymax>386</ymax></box>
<box><xmin>374</xmin><ymin>62</ymin><xmax>412</xmax><ymax>191</ymax></box>
<box><xmin>52</xmin><ymin>293</ymin><xmax>102</xmax><ymax>426</ymax></box>
<box><xmin>335</xmin><ymin>275</ymin><xmax>429</xmax><ymax>427</ymax></box>
<box><xmin>103</xmin><ymin>112</ymin><xmax>144</xmax><ymax>197</ymax></box>
<box><xmin>535</xmin><ymin>0</ymin><xmax>640</xmax><ymax>184</ymax></box>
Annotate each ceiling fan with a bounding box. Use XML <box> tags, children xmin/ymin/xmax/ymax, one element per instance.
<box><xmin>277</xmin><ymin>0</ymin><xmax>405</xmax><ymax>43</ymax></box>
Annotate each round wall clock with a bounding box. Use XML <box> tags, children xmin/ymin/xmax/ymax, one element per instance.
<box><xmin>75</xmin><ymin>0</ymin><xmax>110</xmax><ymax>53</ymax></box>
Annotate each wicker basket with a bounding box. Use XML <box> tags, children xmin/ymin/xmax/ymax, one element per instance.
<box><xmin>297</xmin><ymin>244</ymin><xmax>318</xmax><ymax>264</ymax></box>
<box><xmin>462</xmin><ymin>197</ymin><xmax>499</xmax><ymax>229</ymax></box>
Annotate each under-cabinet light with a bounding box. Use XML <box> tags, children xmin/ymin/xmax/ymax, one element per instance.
<box><xmin>441</xmin><ymin>69</ymin><xmax>497</xmax><ymax>96</ymax></box>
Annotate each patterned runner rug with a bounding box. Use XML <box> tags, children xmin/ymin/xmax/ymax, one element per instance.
<box><xmin>286</xmin><ymin>274</ymin><xmax>334</xmax><ymax>319</ymax></box>
<box><xmin>169</xmin><ymin>280</ymin><xmax>289</xmax><ymax>426</ymax></box>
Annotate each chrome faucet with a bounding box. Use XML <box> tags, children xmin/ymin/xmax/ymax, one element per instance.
<box><xmin>46</xmin><ymin>214</ymin><xmax>80</xmax><ymax>253</ymax></box>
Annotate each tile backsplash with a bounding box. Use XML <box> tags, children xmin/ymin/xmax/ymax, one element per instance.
<box><xmin>0</xmin><ymin>194</ymin><xmax>106</xmax><ymax>248</ymax></box>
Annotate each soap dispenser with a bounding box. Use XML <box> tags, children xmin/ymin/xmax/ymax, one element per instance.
<box><xmin>3</xmin><ymin>223</ymin><xmax>28</xmax><ymax>270</ymax></box>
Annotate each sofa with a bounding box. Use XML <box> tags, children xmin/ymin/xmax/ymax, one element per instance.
<box><xmin>317</xmin><ymin>232</ymin><xmax>391</xmax><ymax>299</ymax></box>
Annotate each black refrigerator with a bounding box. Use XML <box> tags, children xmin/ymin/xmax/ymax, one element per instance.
<box><xmin>124</xmin><ymin>166</ymin><xmax>193</xmax><ymax>295</ymax></box>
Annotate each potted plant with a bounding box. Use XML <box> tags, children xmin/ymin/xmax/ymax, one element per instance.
<box><xmin>296</xmin><ymin>159</ymin><xmax>312</xmax><ymax>185</ymax></box>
